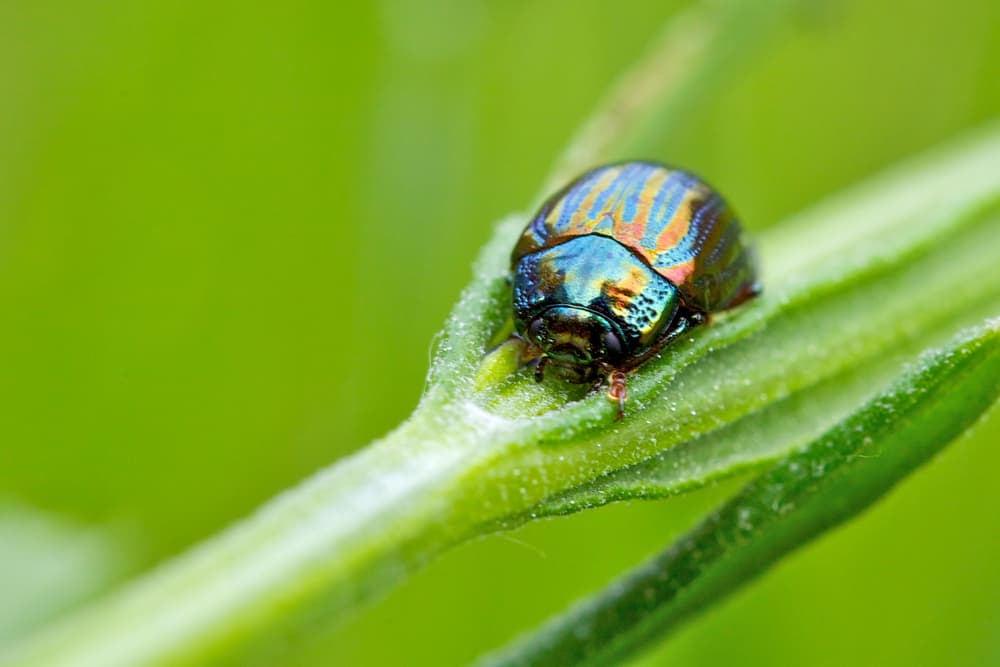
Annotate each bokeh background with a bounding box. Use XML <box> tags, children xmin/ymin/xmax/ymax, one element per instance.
<box><xmin>2</xmin><ymin>1</ymin><xmax>1000</xmax><ymax>665</ymax></box>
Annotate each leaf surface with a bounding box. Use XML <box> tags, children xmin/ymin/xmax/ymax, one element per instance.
<box><xmin>477</xmin><ymin>320</ymin><xmax>1000</xmax><ymax>667</ymax></box>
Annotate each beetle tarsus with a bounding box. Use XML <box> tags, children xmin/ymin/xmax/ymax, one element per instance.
<box><xmin>662</xmin><ymin>315</ymin><xmax>694</xmax><ymax>345</ymax></box>
<box><xmin>534</xmin><ymin>356</ymin><xmax>549</xmax><ymax>383</ymax></box>
<box><xmin>607</xmin><ymin>369</ymin><xmax>627</xmax><ymax>420</ymax></box>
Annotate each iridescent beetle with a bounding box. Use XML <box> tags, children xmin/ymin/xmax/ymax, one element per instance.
<box><xmin>510</xmin><ymin>161</ymin><xmax>760</xmax><ymax>419</ymax></box>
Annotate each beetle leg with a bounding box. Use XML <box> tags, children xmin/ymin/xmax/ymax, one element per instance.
<box><xmin>534</xmin><ymin>356</ymin><xmax>549</xmax><ymax>383</ymax></box>
<box><xmin>662</xmin><ymin>314</ymin><xmax>694</xmax><ymax>345</ymax></box>
<box><xmin>607</xmin><ymin>369</ymin><xmax>627</xmax><ymax>420</ymax></box>
<box><xmin>517</xmin><ymin>337</ymin><xmax>543</xmax><ymax>366</ymax></box>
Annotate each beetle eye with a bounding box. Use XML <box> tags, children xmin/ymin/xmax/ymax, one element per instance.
<box><xmin>603</xmin><ymin>330</ymin><xmax>623</xmax><ymax>359</ymax></box>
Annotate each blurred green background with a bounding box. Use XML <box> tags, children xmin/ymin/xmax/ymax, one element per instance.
<box><xmin>2</xmin><ymin>1</ymin><xmax>1000</xmax><ymax>665</ymax></box>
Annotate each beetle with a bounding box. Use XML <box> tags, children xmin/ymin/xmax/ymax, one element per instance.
<box><xmin>510</xmin><ymin>161</ymin><xmax>760</xmax><ymax>419</ymax></box>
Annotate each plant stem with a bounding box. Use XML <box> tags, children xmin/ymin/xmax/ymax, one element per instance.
<box><xmin>6</xmin><ymin>407</ymin><xmax>512</xmax><ymax>666</ymax></box>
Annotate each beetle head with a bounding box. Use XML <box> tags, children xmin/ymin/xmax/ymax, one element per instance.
<box><xmin>526</xmin><ymin>306</ymin><xmax>625</xmax><ymax>373</ymax></box>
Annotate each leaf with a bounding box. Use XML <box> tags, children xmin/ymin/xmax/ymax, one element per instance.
<box><xmin>487</xmin><ymin>137</ymin><xmax>1000</xmax><ymax>528</ymax></box>
<box><xmin>475</xmin><ymin>319</ymin><xmax>1000</xmax><ymax>667</ymax></box>
<box><xmin>528</xmin><ymin>201</ymin><xmax>1000</xmax><ymax>516</ymax></box>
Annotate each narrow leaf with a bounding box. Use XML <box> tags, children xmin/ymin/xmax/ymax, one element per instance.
<box><xmin>477</xmin><ymin>319</ymin><xmax>1000</xmax><ymax>667</ymax></box>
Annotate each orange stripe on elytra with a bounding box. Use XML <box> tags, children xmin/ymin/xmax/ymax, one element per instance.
<box><xmin>650</xmin><ymin>187</ymin><xmax>699</xmax><ymax>268</ymax></box>
<box><xmin>659</xmin><ymin>258</ymin><xmax>696</xmax><ymax>286</ymax></box>
<box><xmin>547</xmin><ymin>196</ymin><xmax>567</xmax><ymax>230</ymax></box>
<box><xmin>628</xmin><ymin>169</ymin><xmax>669</xmax><ymax>245</ymax></box>
<box><xmin>613</xmin><ymin>169</ymin><xmax>661</xmax><ymax>250</ymax></box>
<box><xmin>567</xmin><ymin>167</ymin><xmax>622</xmax><ymax>235</ymax></box>
<box><xmin>633</xmin><ymin>169</ymin><xmax>668</xmax><ymax>228</ymax></box>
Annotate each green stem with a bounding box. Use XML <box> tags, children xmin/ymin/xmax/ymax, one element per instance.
<box><xmin>8</xmin><ymin>409</ymin><xmax>511</xmax><ymax>666</ymax></box>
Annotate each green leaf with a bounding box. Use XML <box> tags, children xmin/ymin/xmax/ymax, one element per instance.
<box><xmin>475</xmin><ymin>319</ymin><xmax>1000</xmax><ymax>667</ymax></box>
<box><xmin>525</xmin><ymin>187</ymin><xmax>1000</xmax><ymax>516</ymax></box>
<box><xmin>489</xmin><ymin>133</ymin><xmax>1000</xmax><ymax>527</ymax></box>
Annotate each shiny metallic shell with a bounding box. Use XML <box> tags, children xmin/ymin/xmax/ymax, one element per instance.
<box><xmin>512</xmin><ymin>234</ymin><xmax>679</xmax><ymax>353</ymax></box>
<box><xmin>512</xmin><ymin>162</ymin><xmax>758</xmax><ymax>312</ymax></box>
